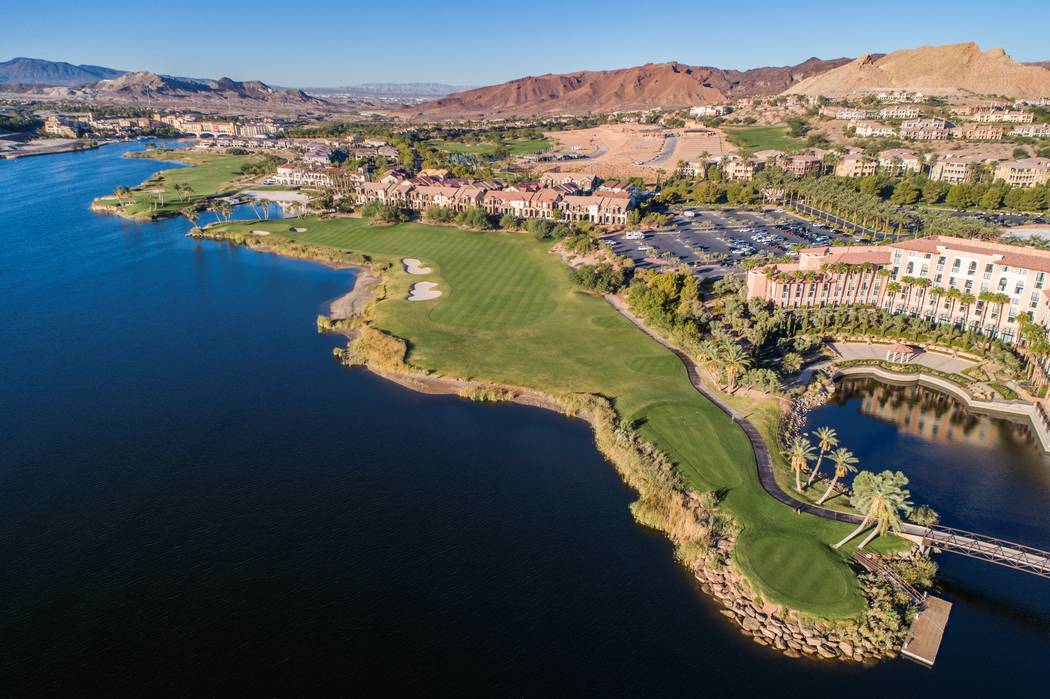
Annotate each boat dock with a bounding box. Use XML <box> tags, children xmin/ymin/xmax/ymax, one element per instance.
<box><xmin>901</xmin><ymin>596</ymin><xmax>952</xmax><ymax>667</ymax></box>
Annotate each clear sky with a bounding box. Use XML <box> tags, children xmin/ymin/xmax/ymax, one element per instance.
<box><xmin>7</xmin><ymin>0</ymin><xmax>1050</xmax><ymax>87</ymax></box>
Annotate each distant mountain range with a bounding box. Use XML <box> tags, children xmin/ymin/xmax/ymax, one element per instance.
<box><xmin>305</xmin><ymin>83</ymin><xmax>473</xmax><ymax>98</ymax></box>
<box><xmin>0</xmin><ymin>57</ymin><xmax>126</xmax><ymax>86</ymax></box>
<box><xmin>405</xmin><ymin>58</ymin><xmax>852</xmax><ymax>119</ymax></box>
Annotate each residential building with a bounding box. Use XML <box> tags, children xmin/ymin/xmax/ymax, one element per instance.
<box><xmin>834</xmin><ymin>154</ymin><xmax>877</xmax><ymax>178</ymax></box>
<box><xmin>877</xmin><ymin>149</ymin><xmax>923</xmax><ymax>174</ymax></box>
<box><xmin>561</xmin><ymin>192</ymin><xmax>632</xmax><ymax>225</ymax></box>
<box><xmin>820</xmin><ymin>106</ymin><xmax>877</xmax><ymax>120</ymax></box>
<box><xmin>900</xmin><ymin>117</ymin><xmax>951</xmax><ymax>141</ymax></box>
<box><xmin>689</xmin><ymin>105</ymin><xmax>731</xmax><ymax>118</ymax></box>
<box><xmin>968</xmin><ymin>109</ymin><xmax>1034</xmax><ymax>124</ymax></box>
<box><xmin>952</xmin><ymin>124</ymin><xmax>1004</xmax><ymax>141</ymax></box>
<box><xmin>929</xmin><ymin>155</ymin><xmax>984</xmax><ymax>183</ymax></box>
<box><xmin>994</xmin><ymin>158</ymin><xmax>1050</xmax><ymax>188</ymax></box>
<box><xmin>878</xmin><ymin>105</ymin><xmax>921</xmax><ymax>120</ymax></box>
<box><xmin>1012</xmin><ymin>123</ymin><xmax>1050</xmax><ymax>138</ymax></box>
<box><xmin>745</xmin><ymin>235</ymin><xmax>1050</xmax><ymax>343</ymax></box>
<box><xmin>723</xmin><ymin>156</ymin><xmax>764</xmax><ymax>181</ymax></box>
<box><xmin>42</xmin><ymin>114</ymin><xmax>86</xmax><ymax>138</ymax></box>
<box><xmin>783</xmin><ymin>155</ymin><xmax>824</xmax><ymax>178</ymax></box>
<box><xmin>850</xmin><ymin>120</ymin><xmax>896</xmax><ymax>138</ymax></box>
<box><xmin>540</xmin><ymin>172</ymin><xmax>599</xmax><ymax>191</ymax></box>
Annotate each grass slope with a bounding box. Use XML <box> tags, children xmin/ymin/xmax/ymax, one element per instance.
<box><xmin>95</xmin><ymin>150</ymin><xmax>258</xmax><ymax>219</ymax></box>
<box><xmin>217</xmin><ymin>216</ymin><xmax>866</xmax><ymax>617</ymax></box>
<box><xmin>724</xmin><ymin>125</ymin><xmax>805</xmax><ymax>153</ymax></box>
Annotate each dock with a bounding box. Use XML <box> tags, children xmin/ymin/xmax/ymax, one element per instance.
<box><xmin>901</xmin><ymin>596</ymin><xmax>952</xmax><ymax>667</ymax></box>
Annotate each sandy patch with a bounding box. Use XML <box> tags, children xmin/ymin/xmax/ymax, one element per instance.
<box><xmin>330</xmin><ymin>269</ymin><xmax>379</xmax><ymax>320</ymax></box>
<box><xmin>544</xmin><ymin>124</ymin><xmax>667</xmax><ymax>178</ymax></box>
<box><xmin>250</xmin><ymin>229</ymin><xmax>271</xmax><ymax>236</ymax></box>
<box><xmin>408</xmin><ymin>281</ymin><xmax>442</xmax><ymax>301</ymax></box>
<box><xmin>402</xmin><ymin>257</ymin><xmax>433</xmax><ymax>275</ymax></box>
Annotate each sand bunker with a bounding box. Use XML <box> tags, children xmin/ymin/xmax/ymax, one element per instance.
<box><xmin>250</xmin><ymin>229</ymin><xmax>271</xmax><ymax>236</ymax></box>
<box><xmin>290</xmin><ymin>226</ymin><xmax>307</xmax><ymax>233</ymax></box>
<box><xmin>403</xmin><ymin>258</ymin><xmax>433</xmax><ymax>275</ymax></box>
<box><xmin>407</xmin><ymin>281</ymin><xmax>442</xmax><ymax>301</ymax></box>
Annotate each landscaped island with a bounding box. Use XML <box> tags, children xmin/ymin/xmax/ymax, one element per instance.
<box><xmin>90</xmin><ymin>148</ymin><xmax>271</xmax><ymax>221</ymax></box>
<box><xmin>187</xmin><ymin>214</ymin><xmax>924</xmax><ymax>662</ymax></box>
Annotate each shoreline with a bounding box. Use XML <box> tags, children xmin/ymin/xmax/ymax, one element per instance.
<box><xmin>183</xmin><ymin>223</ymin><xmax>913</xmax><ymax>665</ymax></box>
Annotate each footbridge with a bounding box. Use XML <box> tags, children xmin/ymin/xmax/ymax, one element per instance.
<box><xmin>606</xmin><ymin>294</ymin><xmax>1050</xmax><ymax>581</ymax></box>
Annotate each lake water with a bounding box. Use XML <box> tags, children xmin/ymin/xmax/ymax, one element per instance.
<box><xmin>0</xmin><ymin>143</ymin><xmax>1045</xmax><ymax>695</ymax></box>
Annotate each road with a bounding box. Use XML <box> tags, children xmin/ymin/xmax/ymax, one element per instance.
<box><xmin>647</xmin><ymin>134</ymin><xmax>679</xmax><ymax>166</ymax></box>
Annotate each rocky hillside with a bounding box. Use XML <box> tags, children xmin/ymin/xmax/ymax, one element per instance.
<box><xmin>406</xmin><ymin>58</ymin><xmax>850</xmax><ymax>119</ymax></box>
<box><xmin>785</xmin><ymin>43</ymin><xmax>1050</xmax><ymax>98</ymax></box>
<box><xmin>0</xmin><ymin>57</ymin><xmax>125</xmax><ymax>86</ymax></box>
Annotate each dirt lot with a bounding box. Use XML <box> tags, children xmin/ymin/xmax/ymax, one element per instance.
<box><xmin>543</xmin><ymin>123</ymin><xmax>735</xmax><ymax>178</ymax></box>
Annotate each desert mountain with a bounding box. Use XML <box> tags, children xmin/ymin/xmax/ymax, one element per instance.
<box><xmin>785</xmin><ymin>43</ymin><xmax>1050</xmax><ymax>98</ymax></box>
<box><xmin>407</xmin><ymin>58</ymin><xmax>850</xmax><ymax>119</ymax></box>
<box><xmin>0</xmin><ymin>57</ymin><xmax>125</xmax><ymax>86</ymax></box>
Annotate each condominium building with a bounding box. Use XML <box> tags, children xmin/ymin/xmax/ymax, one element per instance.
<box><xmin>1012</xmin><ymin>123</ymin><xmax>1050</xmax><ymax>138</ymax></box>
<box><xmin>877</xmin><ymin>149</ymin><xmax>923</xmax><ymax>174</ymax></box>
<box><xmin>952</xmin><ymin>124</ymin><xmax>1004</xmax><ymax>141</ymax></box>
<box><xmin>994</xmin><ymin>158</ymin><xmax>1050</xmax><ymax>188</ymax></box>
<box><xmin>929</xmin><ymin>154</ymin><xmax>985</xmax><ymax>183</ymax></box>
<box><xmin>968</xmin><ymin>109</ymin><xmax>1034</xmax><ymax>124</ymax></box>
<box><xmin>850</xmin><ymin>120</ymin><xmax>897</xmax><ymax>138</ymax></box>
<box><xmin>820</xmin><ymin>106</ymin><xmax>877</xmax><ymax>120</ymax></box>
<box><xmin>745</xmin><ymin>236</ymin><xmax>1050</xmax><ymax>342</ymax></box>
<box><xmin>723</xmin><ymin>156</ymin><xmax>764</xmax><ymax>181</ymax></box>
<box><xmin>878</xmin><ymin>105</ymin><xmax>922</xmax><ymax>120</ymax></box>
<box><xmin>783</xmin><ymin>155</ymin><xmax>824</xmax><ymax>178</ymax></box>
<box><xmin>834</xmin><ymin>154</ymin><xmax>877</xmax><ymax>178</ymax></box>
<box><xmin>900</xmin><ymin>118</ymin><xmax>952</xmax><ymax>141</ymax></box>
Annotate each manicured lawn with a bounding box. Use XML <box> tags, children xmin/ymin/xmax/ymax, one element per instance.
<box><xmin>96</xmin><ymin>150</ymin><xmax>258</xmax><ymax>219</ymax></box>
<box><xmin>426</xmin><ymin>138</ymin><xmax>551</xmax><ymax>156</ymax></box>
<box><xmin>215</xmin><ymin>216</ymin><xmax>867</xmax><ymax>617</ymax></box>
<box><xmin>724</xmin><ymin>125</ymin><xmax>805</xmax><ymax>152</ymax></box>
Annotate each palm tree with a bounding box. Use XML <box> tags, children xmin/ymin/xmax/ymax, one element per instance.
<box><xmin>180</xmin><ymin>206</ymin><xmax>200</xmax><ymax>230</ymax></box>
<box><xmin>783</xmin><ymin>435</ymin><xmax>816</xmax><ymax>493</ymax></box>
<box><xmin>833</xmin><ymin>470</ymin><xmax>912</xmax><ymax>549</ymax></box>
<box><xmin>722</xmin><ymin>344</ymin><xmax>751</xmax><ymax>392</ymax></box>
<box><xmin>806</xmin><ymin>426</ymin><xmax>838</xmax><ymax>488</ymax></box>
<box><xmin>816</xmin><ymin>448</ymin><xmax>858</xmax><ymax>504</ymax></box>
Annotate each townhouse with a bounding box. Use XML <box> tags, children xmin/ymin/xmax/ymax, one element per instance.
<box><xmin>820</xmin><ymin>106</ymin><xmax>877</xmax><ymax>120</ymax></box>
<box><xmin>1012</xmin><ymin>123</ymin><xmax>1050</xmax><ymax>138</ymax></box>
<box><xmin>994</xmin><ymin>158</ymin><xmax>1050</xmax><ymax>188</ymax></box>
<box><xmin>745</xmin><ymin>236</ymin><xmax>1050</xmax><ymax>343</ymax></box>
<box><xmin>878</xmin><ymin>105</ymin><xmax>922</xmax><ymax>120</ymax></box>
<box><xmin>900</xmin><ymin>117</ymin><xmax>952</xmax><ymax>141</ymax></box>
<box><xmin>968</xmin><ymin>109</ymin><xmax>1034</xmax><ymax>124</ymax></box>
<box><xmin>929</xmin><ymin>154</ymin><xmax>984</xmax><ymax>183</ymax></box>
<box><xmin>951</xmin><ymin>124</ymin><xmax>1004</xmax><ymax>141</ymax></box>
<box><xmin>850</xmin><ymin>120</ymin><xmax>897</xmax><ymax>138</ymax></box>
<box><xmin>723</xmin><ymin>155</ymin><xmax>764</xmax><ymax>181</ymax></box>
<box><xmin>273</xmin><ymin>164</ymin><xmax>365</xmax><ymax>192</ymax></box>
<box><xmin>877</xmin><ymin>149</ymin><xmax>923</xmax><ymax>174</ymax></box>
<box><xmin>354</xmin><ymin>172</ymin><xmax>635</xmax><ymax>225</ymax></box>
<box><xmin>783</xmin><ymin>155</ymin><xmax>824</xmax><ymax>178</ymax></box>
<box><xmin>834</xmin><ymin>154</ymin><xmax>878</xmax><ymax>178</ymax></box>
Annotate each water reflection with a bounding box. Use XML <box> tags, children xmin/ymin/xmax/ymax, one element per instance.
<box><xmin>809</xmin><ymin>377</ymin><xmax>1050</xmax><ymax>548</ymax></box>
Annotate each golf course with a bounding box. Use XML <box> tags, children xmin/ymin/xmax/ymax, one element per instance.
<box><xmin>213</xmin><ymin>216</ymin><xmax>868</xmax><ymax>617</ymax></box>
<box><xmin>93</xmin><ymin>150</ymin><xmax>260</xmax><ymax>220</ymax></box>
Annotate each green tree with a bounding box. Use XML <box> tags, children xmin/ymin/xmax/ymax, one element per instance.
<box><xmin>807</xmin><ymin>426</ymin><xmax>839</xmax><ymax>488</ymax></box>
<box><xmin>816</xmin><ymin>448</ymin><xmax>859</xmax><ymax>504</ymax></box>
<box><xmin>834</xmin><ymin>470</ymin><xmax>913</xmax><ymax>549</ymax></box>
<box><xmin>784</xmin><ymin>435</ymin><xmax>816</xmax><ymax>493</ymax></box>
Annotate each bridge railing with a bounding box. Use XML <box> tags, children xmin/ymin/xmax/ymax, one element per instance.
<box><xmin>922</xmin><ymin>526</ymin><xmax>1050</xmax><ymax>579</ymax></box>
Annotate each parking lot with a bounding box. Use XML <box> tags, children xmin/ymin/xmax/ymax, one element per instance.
<box><xmin>604</xmin><ymin>208</ymin><xmax>859</xmax><ymax>279</ymax></box>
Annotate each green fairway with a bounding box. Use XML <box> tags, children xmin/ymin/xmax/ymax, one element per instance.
<box><xmin>214</xmin><ymin>216</ymin><xmax>866</xmax><ymax>617</ymax></box>
<box><xmin>724</xmin><ymin>125</ymin><xmax>805</xmax><ymax>152</ymax></box>
<box><xmin>426</xmin><ymin>138</ymin><xmax>551</xmax><ymax>156</ymax></box>
<box><xmin>95</xmin><ymin>150</ymin><xmax>258</xmax><ymax>219</ymax></box>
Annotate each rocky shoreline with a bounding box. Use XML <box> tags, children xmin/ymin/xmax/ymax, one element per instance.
<box><xmin>188</xmin><ymin>224</ymin><xmax>912</xmax><ymax>666</ymax></box>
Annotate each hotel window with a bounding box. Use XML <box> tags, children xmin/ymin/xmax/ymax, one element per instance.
<box><xmin>936</xmin><ymin>256</ymin><xmax>946</xmax><ymax>271</ymax></box>
<box><xmin>1015</xmin><ymin>282</ymin><xmax>1025</xmax><ymax>295</ymax></box>
<box><xmin>967</xmin><ymin>261</ymin><xmax>977</xmax><ymax>275</ymax></box>
<box><xmin>1031</xmin><ymin>291</ymin><xmax>1040</xmax><ymax>309</ymax></box>
<box><xmin>893</xmin><ymin>250</ymin><xmax>902</xmax><ymax>262</ymax></box>
<box><xmin>984</xmin><ymin>263</ymin><xmax>993</xmax><ymax>279</ymax></box>
<box><xmin>919</xmin><ymin>264</ymin><xmax>929</xmax><ymax>278</ymax></box>
<box><xmin>998</xmin><ymin>278</ymin><xmax>1008</xmax><ymax>292</ymax></box>
<box><xmin>1038</xmin><ymin>272</ymin><xmax>1046</xmax><ymax>289</ymax></box>
<box><xmin>951</xmin><ymin>259</ymin><xmax>961</xmax><ymax>272</ymax></box>
<box><xmin>906</xmin><ymin>262</ymin><xmax>914</xmax><ymax>274</ymax></box>
<box><xmin>965</xmin><ymin>280</ymin><xmax>973</xmax><ymax>292</ymax></box>
<box><xmin>934</xmin><ymin>274</ymin><xmax>943</xmax><ymax>283</ymax></box>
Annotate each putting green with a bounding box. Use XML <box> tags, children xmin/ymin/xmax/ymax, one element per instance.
<box><xmin>735</xmin><ymin>532</ymin><xmax>860</xmax><ymax>617</ymax></box>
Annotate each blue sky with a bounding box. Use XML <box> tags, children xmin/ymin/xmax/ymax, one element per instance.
<box><xmin>7</xmin><ymin>0</ymin><xmax>1050</xmax><ymax>87</ymax></box>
